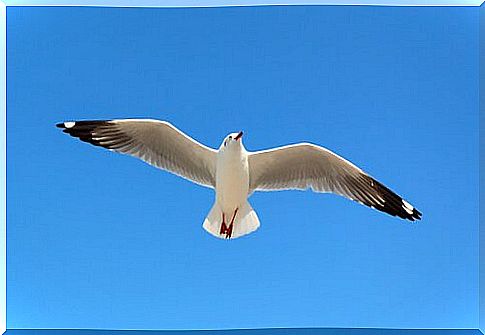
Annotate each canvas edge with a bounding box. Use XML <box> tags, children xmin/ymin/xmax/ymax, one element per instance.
<box><xmin>480</xmin><ymin>2</ymin><xmax>485</xmax><ymax>333</ymax></box>
<box><xmin>0</xmin><ymin>0</ymin><xmax>5</xmax><ymax>334</ymax></box>
<box><xmin>1</xmin><ymin>0</ymin><xmax>485</xmax><ymax>7</ymax></box>
<box><xmin>1</xmin><ymin>2</ymin><xmax>482</xmax><ymax>333</ymax></box>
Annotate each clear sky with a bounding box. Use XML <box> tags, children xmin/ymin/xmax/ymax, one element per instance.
<box><xmin>7</xmin><ymin>5</ymin><xmax>479</xmax><ymax>330</ymax></box>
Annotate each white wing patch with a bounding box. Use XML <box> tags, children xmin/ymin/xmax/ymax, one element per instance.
<box><xmin>402</xmin><ymin>200</ymin><xmax>415</xmax><ymax>215</ymax></box>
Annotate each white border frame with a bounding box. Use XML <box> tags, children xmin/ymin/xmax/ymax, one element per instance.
<box><xmin>2</xmin><ymin>0</ymin><xmax>484</xmax><ymax>6</ymax></box>
<box><xmin>1</xmin><ymin>2</ymin><xmax>482</xmax><ymax>334</ymax></box>
<box><xmin>1</xmin><ymin>1</ymin><xmax>6</xmax><ymax>333</ymax></box>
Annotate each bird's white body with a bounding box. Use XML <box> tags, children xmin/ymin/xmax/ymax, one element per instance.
<box><xmin>216</xmin><ymin>143</ymin><xmax>249</xmax><ymax>214</ymax></box>
<box><xmin>57</xmin><ymin>119</ymin><xmax>422</xmax><ymax>240</ymax></box>
<box><xmin>203</xmin><ymin>133</ymin><xmax>260</xmax><ymax>239</ymax></box>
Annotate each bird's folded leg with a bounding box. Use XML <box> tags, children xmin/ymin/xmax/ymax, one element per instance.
<box><xmin>219</xmin><ymin>213</ymin><xmax>228</xmax><ymax>236</ymax></box>
<box><xmin>225</xmin><ymin>208</ymin><xmax>239</xmax><ymax>239</ymax></box>
<box><xmin>225</xmin><ymin>224</ymin><xmax>233</xmax><ymax>239</ymax></box>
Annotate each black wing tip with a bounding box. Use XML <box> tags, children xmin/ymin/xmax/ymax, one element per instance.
<box><xmin>383</xmin><ymin>200</ymin><xmax>422</xmax><ymax>222</ymax></box>
<box><xmin>392</xmin><ymin>204</ymin><xmax>422</xmax><ymax>222</ymax></box>
<box><xmin>359</xmin><ymin>175</ymin><xmax>422</xmax><ymax>222</ymax></box>
<box><xmin>408</xmin><ymin>207</ymin><xmax>422</xmax><ymax>222</ymax></box>
<box><xmin>372</xmin><ymin>202</ymin><xmax>422</xmax><ymax>222</ymax></box>
<box><xmin>56</xmin><ymin>120</ymin><xmax>127</xmax><ymax>149</ymax></box>
<box><xmin>400</xmin><ymin>200</ymin><xmax>422</xmax><ymax>222</ymax></box>
<box><xmin>56</xmin><ymin>120</ymin><xmax>113</xmax><ymax>128</ymax></box>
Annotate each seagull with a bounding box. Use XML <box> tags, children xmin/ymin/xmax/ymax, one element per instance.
<box><xmin>56</xmin><ymin>119</ymin><xmax>422</xmax><ymax>239</ymax></box>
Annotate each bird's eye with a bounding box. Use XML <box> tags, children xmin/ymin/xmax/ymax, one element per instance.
<box><xmin>229</xmin><ymin>136</ymin><xmax>232</xmax><ymax>140</ymax></box>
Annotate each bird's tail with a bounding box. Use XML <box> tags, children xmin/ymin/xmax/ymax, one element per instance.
<box><xmin>203</xmin><ymin>201</ymin><xmax>260</xmax><ymax>239</ymax></box>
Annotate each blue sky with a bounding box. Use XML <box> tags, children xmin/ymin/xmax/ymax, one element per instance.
<box><xmin>7</xmin><ymin>5</ymin><xmax>479</xmax><ymax>330</ymax></box>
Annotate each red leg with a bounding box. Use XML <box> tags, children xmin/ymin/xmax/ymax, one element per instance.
<box><xmin>219</xmin><ymin>213</ymin><xmax>228</xmax><ymax>235</ymax></box>
<box><xmin>225</xmin><ymin>208</ymin><xmax>239</xmax><ymax>239</ymax></box>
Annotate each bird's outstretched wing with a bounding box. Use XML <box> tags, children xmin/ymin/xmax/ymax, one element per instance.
<box><xmin>248</xmin><ymin>143</ymin><xmax>421</xmax><ymax>221</ymax></box>
<box><xmin>57</xmin><ymin>119</ymin><xmax>217</xmax><ymax>188</ymax></box>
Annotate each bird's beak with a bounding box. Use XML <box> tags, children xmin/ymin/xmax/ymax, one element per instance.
<box><xmin>234</xmin><ymin>131</ymin><xmax>243</xmax><ymax>141</ymax></box>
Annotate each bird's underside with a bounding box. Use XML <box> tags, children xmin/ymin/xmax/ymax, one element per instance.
<box><xmin>57</xmin><ymin>118</ymin><xmax>422</xmax><ymax>239</ymax></box>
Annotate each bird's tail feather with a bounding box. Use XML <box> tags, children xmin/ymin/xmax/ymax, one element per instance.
<box><xmin>203</xmin><ymin>201</ymin><xmax>260</xmax><ymax>239</ymax></box>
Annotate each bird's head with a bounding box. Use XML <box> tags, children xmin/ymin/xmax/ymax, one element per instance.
<box><xmin>220</xmin><ymin>131</ymin><xmax>244</xmax><ymax>151</ymax></box>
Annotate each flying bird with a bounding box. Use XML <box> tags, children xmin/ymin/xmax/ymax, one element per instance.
<box><xmin>57</xmin><ymin>119</ymin><xmax>422</xmax><ymax>239</ymax></box>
